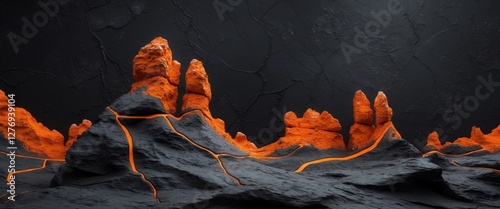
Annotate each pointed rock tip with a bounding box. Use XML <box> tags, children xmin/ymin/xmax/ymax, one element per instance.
<box><xmin>353</xmin><ymin>90</ymin><xmax>373</xmax><ymax>125</ymax></box>
<box><xmin>374</xmin><ymin>91</ymin><xmax>393</xmax><ymax>124</ymax></box>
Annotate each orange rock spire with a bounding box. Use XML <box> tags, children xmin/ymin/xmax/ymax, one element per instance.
<box><xmin>348</xmin><ymin>90</ymin><xmax>375</xmax><ymax>150</ymax></box>
<box><xmin>131</xmin><ymin>37</ymin><xmax>181</xmax><ymax>113</ymax></box>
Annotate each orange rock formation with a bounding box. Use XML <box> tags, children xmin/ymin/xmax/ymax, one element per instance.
<box><xmin>131</xmin><ymin>37</ymin><xmax>181</xmax><ymax>113</ymax></box>
<box><xmin>0</xmin><ymin>90</ymin><xmax>90</xmax><ymax>159</ymax></box>
<box><xmin>348</xmin><ymin>91</ymin><xmax>375</xmax><ymax>150</ymax></box>
<box><xmin>182</xmin><ymin>59</ymin><xmax>212</xmax><ymax>115</ymax></box>
<box><xmin>425</xmin><ymin>125</ymin><xmax>500</xmax><ymax>153</ymax></box>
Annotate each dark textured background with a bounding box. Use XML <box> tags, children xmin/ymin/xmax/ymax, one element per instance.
<box><xmin>1</xmin><ymin>0</ymin><xmax>499</xmax><ymax>148</ymax></box>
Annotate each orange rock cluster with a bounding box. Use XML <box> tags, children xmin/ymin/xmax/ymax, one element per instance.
<box><xmin>281</xmin><ymin>109</ymin><xmax>344</xmax><ymax>150</ymax></box>
<box><xmin>0</xmin><ymin>90</ymin><xmax>91</xmax><ymax>159</ymax></box>
<box><xmin>230</xmin><ymin>91</ymin><xmax>397</xmax><ymax>157</ymax></box>
<box><xmin>426</xmin><ymin>125</ymin><xmax>500</xmax><ymax>153</ymax></box>
<box><xmin>130</xmin><ymin>37</ymin><xmax>235</xmax><ymax>146</ymax></box>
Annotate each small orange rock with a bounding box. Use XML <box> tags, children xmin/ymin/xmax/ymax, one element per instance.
<box><xmin>66</xmin><ymin>119</ymin><xmax>92</xmax><ymax>149</ymax></box>
<box><xmin>425</xmin><ymin>131</ymin><xmax>442</xmax><ymax>150</ymax></box>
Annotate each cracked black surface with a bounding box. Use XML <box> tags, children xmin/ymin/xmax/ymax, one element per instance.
<box><xmin>1</xmin><ymin>0</ymin><xmax>500</xmax><ymax>147</ymax></box>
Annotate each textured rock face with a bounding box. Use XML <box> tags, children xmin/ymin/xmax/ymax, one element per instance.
<box><xmin>348</xmin><ymin>91</ymin><xmax>375</xmax><ymax>150</ymax></box>
<box><xmin>0</xmin><ymin>90</ymin><xmax>74</xmax><ymax>159</ymax></box>
<box><xmin>374</xmin><ymin>91</ymin><xmax>393</xmax><ymax>125</ymax></box>
<box><xmin>280</xmin><ymin>108</ymin><xmax>344</xmax><ymax>150</ymax></box>
<box><xmin>425</xmin><ymin>131</ymin><xmax>443</xmax><ymax>151</ymax></box>
<box><xmin>131</xmin><ymin>37</ymin><xmax>181</xmax><ymax>113</ymax></box>
<box><xmin>424</xmin><ymin>125</ymin><xmax>500</xmax><ymax>154</ymax></box>
<box><xmin>1</xmin><ymin>37</ymin><xmax>499</xmax><ymax>209</ymax></box>
<box><xmin>66</xmin><ymin>119</ymin><xmax>92</xmax><ymax>149</ymax></box>
<box><xmin>182</xmin><ymin>59</ymin><xmax>212</xmax><ymax>115</ymax></box>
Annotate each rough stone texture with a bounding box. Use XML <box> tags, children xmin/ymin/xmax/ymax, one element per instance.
<box><xmin>130</xmin><ymin>37</ymin><xmax>180</xmax><ymax>113</ymax></box>
<box><xmin>352</xmin><ymin>90</ymin><xmax>373</xmax><ymax>125</ymax></box>
<box><xmin>0</xmin><ymin>90</ymin><xmax>67</xmax><ymax>159</ymax></box>
<box><xmin>182</xmin><ymin>59</ymin><xmax>212</xmax><ymax>114</ymax></box>
<box><xmin>348</xmin><ymin>90</ymin><xmax>376</xmax><ymax>150</ymax></box>
<box><xmin>374</xmin><ymin>91</ymin><xmax>393</xmax><ymax>125</ymax></box>
<box><xmin>2</xmin><ymin>1</ymin><xmax>500</xmax><ymax>148</ymax></box>
<box><xmin>280</xmin><ymin>108</ymin><xmax>345</xmax><ymax>151</ymax></box>
<box><xmin>425</xmin><ymin>125</ymin><xmax>500</xmax><ymax>154</ymax></box>
<box><xmin>424</xmin><ymin>131</ymin><xmax>443</xmax><ymax>151</ymax></box>
<box><xmin>66</xmin><ymin>119</ymin><xmax>92</xmax><ymax>149</ymax></box>
<box><xmin>2</xmin><ymin>108</ymin><xmax>498</xmax><ymax>208</ymax></box>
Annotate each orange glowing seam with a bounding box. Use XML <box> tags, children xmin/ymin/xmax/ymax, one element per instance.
<box><xmin>294</xmin><ymin>122</ymin><xmax>394</xmax><ymax>173</ymax></box>
<box><xmin>0</xmin><ymin>151</ymin><xmax>65</xmax><ymax>162</ymax></box>
<box><xmin>451</xmin><ymin>160</ymin><xmax>500</xmax><ymax>173</ymax></box>
<box><xmin>6</xmin><ymin>160</ymin><xmax>48</xmax><ymax>182</ymax></box>
<box><xmin>108</xmin><ymin>107</ymin><xmax>160</xmax><ymax>204</ymax></box>
<box><xmin>422</xmin><ymin>149</ymin><xmax>488</xmax><ymax>157</ymax></box>
<box><xmin>162</xmin><ymin>116</ymin><xmax>243</xmax><ymax>185</ymax></box>
<box><xmin>108</xmin><ymin>107</ymin><xmax>317</xmax><ymax>189</ymax></box>
<box><xmin>0</xmin><ymin>150</ymin><xmax>65</xmax><ymax>183</ymax></box>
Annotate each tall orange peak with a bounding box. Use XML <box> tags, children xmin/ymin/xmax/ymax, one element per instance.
<box><xmin>374</xmin><ymin>91</ymin><xmax>393</xmax><ymax>125</ymax></box>
<box><xmin>425</xmin><ymin>125</ymin><xmax>500</xmax><ymax>153</ymax></box>
<box><xmin>131</xmin><ymin>37</ymin><xmax>181</xmax><ymax>113</ymax></box>
<box><xmin>182</xmin><ymin>59</ymin><xmax>212</xmax><ymax>115</ymax></box>
<box><xmin>348</xmin><ymin>90</ymin><xmax>395</xmax><ymax>151</ymax></box>
<box><xmin>348</xmin><ymin>90</ymin><xmax>375</xmax><ymax>150</ymax></box>
<box><xmin>0</xmin><ymin>90</ymin><xmax>90</xmax><ymax>159</ymax></box>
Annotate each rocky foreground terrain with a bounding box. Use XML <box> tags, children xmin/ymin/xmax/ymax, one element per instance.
<box><xmin>1</xmin><ymin>37</ymin><xmax>498</xmax><ymax>209</ymax></box>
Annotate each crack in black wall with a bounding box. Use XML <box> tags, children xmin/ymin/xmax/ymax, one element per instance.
<box><xmin>1</xmin><ymin>0</ymin><xmax>499</xmax><ymax>148</ymax></box>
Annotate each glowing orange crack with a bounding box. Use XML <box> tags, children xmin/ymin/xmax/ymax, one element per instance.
<box><xmin>162</xmin><ymin>115</ymin><xmax>244</xmax><ymax>185</ymax></box>
<box><xmin>0</xmin><ymin>150</ymin><xmax>65</xmax><ymax>182</ymax></box>
<box><xmin>422</xmin><ymin>149</ymin><xmax>488</xmax><ymax>158</ymax></box>
<box><xmin>451</xmin><ymin>160</ymin><xmax>500</xmax><ymax>173</ymax></box>
<box><xmin>108</xmin><ymin>107</ymin><xmax>160</xmax><ymax>203</ymax></box>
<box><xmin>294</xmin><ymin>122</ymin><xmax>394</xmax><ymax>173</ymax></box>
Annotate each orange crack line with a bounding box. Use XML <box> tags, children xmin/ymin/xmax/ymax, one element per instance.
<box><xmin>0</xmin><ymin>150</ymin><xmax>65</xmax><ymax>162</ymax></box>
<box><xmin>108</xmin><ymin>107</ymin><xmax>160</xmax><ymax>204</ymax></box>
<box><xmin>451</xmin><ymin>160</ymin><xmax>500</xmax><ymax>173</ymax></box>
<box><xmin>294</xmin><ymin>123</ymin><xmax>393</xmax><ymax>173</ymax></box>
<box><xmin>422</xmin><ymin>149</ymin><xmax>488</xmax><ymax>157</ymax></box>
<box><xmin>110</xmin><ymin>108</ymin><xmax>306</xmax><ymax>185</ymax></box>
<box><xmin>5</xmin><ymin>159</ymin><xmax>64</xmax><ymax>182</ymax></box>
<box><xmin>162</xmin><ymin>116</ymin><xmax>243</xmax><ymax>186</ymax></box>
<box><xmin>113</xmin><ymin>110</ymin><xmax>303</xmax><ymax>160</ymax></box>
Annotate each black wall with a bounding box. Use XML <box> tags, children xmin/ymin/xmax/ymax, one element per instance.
<box><xmin>1</xmin><ymin>0</ymin><xmax>499</xmax><ymax>148</ymax></box>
